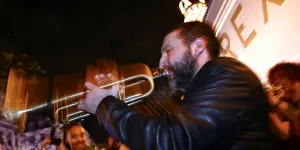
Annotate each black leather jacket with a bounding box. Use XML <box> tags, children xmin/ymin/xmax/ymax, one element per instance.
<box><xmin>96</xmin><ymin>57</ymin><xmax>275</xmax><ymax>150</ymax></box>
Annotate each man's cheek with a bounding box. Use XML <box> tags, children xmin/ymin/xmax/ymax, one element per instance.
<box><xmin>169</xmin><ymin>58</ymin><xmax>176</xmax><ymax>66</ymax></box>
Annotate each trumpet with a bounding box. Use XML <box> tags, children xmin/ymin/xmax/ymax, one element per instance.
<box><xmin>11</xmin><ymin>64</ymin><xmax>170</xmax><ymax>125</ymax></box>
<box><xmin>265</xmin><ymin>84</ymin><xmax>285</xmax><ymax>100</ymax></box>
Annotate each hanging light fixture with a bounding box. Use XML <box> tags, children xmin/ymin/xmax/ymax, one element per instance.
<box><xmin>179</xmin><ymin>0</ymin><xmax>208</xmax><ymax>22</ymax></box>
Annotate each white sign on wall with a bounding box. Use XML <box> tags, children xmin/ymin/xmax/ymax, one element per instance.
<box><xmin>205</xmin><ymin>0</ymin><xmax>300</xmax><ymax>81</ymax></box>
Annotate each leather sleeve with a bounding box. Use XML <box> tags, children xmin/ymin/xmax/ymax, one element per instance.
<box><xmin>96</xmin><ymin>59</ymin><xmax>268</xmax><ymax>150</ymax></box>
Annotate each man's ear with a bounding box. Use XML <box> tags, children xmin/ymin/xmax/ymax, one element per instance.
<box><xmin>190</xmin><ymin>37</ymin><xmax>207</xmax><ymax>57</ymax></box>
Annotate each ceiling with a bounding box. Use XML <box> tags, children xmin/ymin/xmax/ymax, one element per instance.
<box><xmin>0</xmin><ymin>0</ymin><xmax>184</xmax><ymax>75</ymax></box>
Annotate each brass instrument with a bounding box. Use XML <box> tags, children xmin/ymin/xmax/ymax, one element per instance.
<box><xmin>265</xmin><ymin>84</ymin><xmax>285</xmax><ymax>100</ymax></box>
<box><xmin>3</xmin><ymin>64</ymin><xmax>170</xmax><ymax>126</ymax></box>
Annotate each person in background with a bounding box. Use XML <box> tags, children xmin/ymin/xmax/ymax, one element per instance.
<box><xmin>42</xmin><ymin>122</ymin><xmax>94</xmax><ymax>150</ymax></box>
<box><xmin>42</xmin><ymin>136</ymin><xmax>65</xmax><ymax>150</ymax></box>
<box><xmin>267</xmin><ymin>62</ymin><xmax>300</xmax><ymax>149</ymax></box>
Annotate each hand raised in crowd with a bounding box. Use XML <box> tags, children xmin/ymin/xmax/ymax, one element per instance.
<box><xmin>41</xmin><ymin>137</ymin><xmax>52</xmax><ymax>150</ymax></box>
<box><xmin>41</xmin><ymin>137</ymin><xmax>65</xmax><ymax>150</ymax></box>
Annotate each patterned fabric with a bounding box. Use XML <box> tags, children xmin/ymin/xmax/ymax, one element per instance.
<box><xmin>0</xmin><ymin>121</ymin><xmax>62</xmax><ymax>150</ymax></box>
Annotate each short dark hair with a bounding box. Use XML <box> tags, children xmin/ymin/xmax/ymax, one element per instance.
<box><xmin>268</xmin><ymin>62</ymin><xmax>300</xmax><ymax>84</ymax></box>
<box><xmin>63</xmin><ymin>122</ymin><xmax>84</xmax><ymax>150</ymax></box>
<box><xmin>168</xmin><ymin>21</ymin><xmax>220</xmax><ymax>58</ymax></box>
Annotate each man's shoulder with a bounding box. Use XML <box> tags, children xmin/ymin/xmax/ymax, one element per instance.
<box><xmin>199</xmin><ymin>57</ymin><xmax>250</xmax><ymax>76</ymax></box>
<box><xmin>194</xmin><ymin>57</ymin><xmax>260</xmax><ymax>84</ymax></box>
<box><xmin>204</xmin><ymin>57</ymin><xmax>246</xmax><ymax>70</ymax></box>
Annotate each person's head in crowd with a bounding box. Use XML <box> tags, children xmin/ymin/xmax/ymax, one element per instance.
<box><xmin>63</xmin><ymin>122</ymin><xmax>89</xmax><ymax>150</ymax></box>
<box><xmin>268</xmin><ymin>62</ymin><xmax>300</xmax><ymax>102</ymax></box>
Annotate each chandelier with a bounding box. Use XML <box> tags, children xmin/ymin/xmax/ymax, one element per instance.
<box><xmin>179</xmin><ymin>0</ymin><xmax>208</xmax><ymax>22</ymax></box>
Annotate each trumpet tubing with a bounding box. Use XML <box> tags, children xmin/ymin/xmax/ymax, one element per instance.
<box><xmin>56</xmin><ymin>67</ymin><xmax>169</xmax><ymax>123</ymax></box>
<box><xmin>265</xmin><ymin>85</ymin><xmax>285</xmax><ymax>99</ymax></box>
<box><xmin>9</xmin><ymin>64</ymin><xmax>170</xmax><ymax>124</ymax></box>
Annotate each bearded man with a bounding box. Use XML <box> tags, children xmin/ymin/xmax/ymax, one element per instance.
<box><xmin>78</xmin><ymin>21</ymin><xmax>275</xmax><ymax>150</ymax></box>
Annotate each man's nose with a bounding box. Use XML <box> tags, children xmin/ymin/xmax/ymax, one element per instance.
<box><xmin>79</xmin><ymin>137</ymin><xmax>86</xmax><ymax>143</ymax></box>
<box><xmin>75</xmin><ymin>137</ymin><xmax>82</xmax><ymax>142</ymax></box>
<box><xmin>159</xmin><ymin>55</ymin><xmax>168</xmax><ymax>69</ymax></box>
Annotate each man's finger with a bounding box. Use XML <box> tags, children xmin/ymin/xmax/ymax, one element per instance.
<box><xmin>85</xmin><ymin>82</ymin><xmax>98</xmax><ymax>91</ymax></box>
<box><xmin>107</xmin><ymin>74</ymin><xmax>116</xmax><ymax>82</ymax></box>
<box><xmin>77</xmin><ymin>104</ymin><xmax>85</xmax><ymax>111</ymax></box>
<box><xmin>95</xmin><ymin>75</ymin><xmax>103</xmax><ymax>85</ymax></box>
<box><xmin>77</xmin><ymin>100</ymin><xmax>86</xmax><ymax>111</ymax></box>
<box><xmin>100</xmin><ymin>74</ymin><xmax>109</xmax><ymax>84</ymax></box>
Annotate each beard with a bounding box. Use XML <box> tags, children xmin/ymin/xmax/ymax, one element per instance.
<box><xmin>168</xmin><ymin>50</ymin><xmax>197</xmax><ymax>94</ymax></box>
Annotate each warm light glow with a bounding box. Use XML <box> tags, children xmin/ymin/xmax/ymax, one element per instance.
<box><xmin>184</xmin><ymin>3</ymin><xmax>208</xmax><ymax>22</ymax></box>
<box><xmin>206</xmin><ymin>0</ymin><xmax>299</xmax><ymax>81</ymax></box>
<box><xmin>179</xmin><ymin>0</ymin><xmax>208</xmax><ymax>22</ymax></box>
<box><xmin>179</xmin><ymin>0</ymin><xmax>192</xmax><ymax>14</ymax></box>
<box><xmin>3</xmin><ymin>68</ymin><xmax>28</xmax><ymax>132</ymax></box>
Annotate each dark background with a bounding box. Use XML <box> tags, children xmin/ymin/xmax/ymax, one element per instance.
<box><xmin>0</xmin><ymin>0</ymin><xmax>185</xmax><ymax>75</ymax></box>
<box><xmin>0</xmin><ymin>0</ymin><xmax>210</xmax><ymax>144</ymax></box>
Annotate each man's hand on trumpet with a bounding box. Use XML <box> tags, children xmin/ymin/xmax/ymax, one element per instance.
<box><xmin>267</xmin><ymin>90</ymin><xmax>281</xmax><ymax>107</ymax></box>
<box><xmin>77</xmin><ymin>74</ymin><xmax>120</xmax><ymax>114</ymax></box>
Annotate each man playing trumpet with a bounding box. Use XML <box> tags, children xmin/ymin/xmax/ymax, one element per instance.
<box><xmin>78</xmin><ymin>22</ymin><xmax>275</xmax><ymax>150</ymax></box>
<box><xmin>267</xmin><ymin>62</ymin><xmax>300</xmax><ymax>149</ymax></box>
